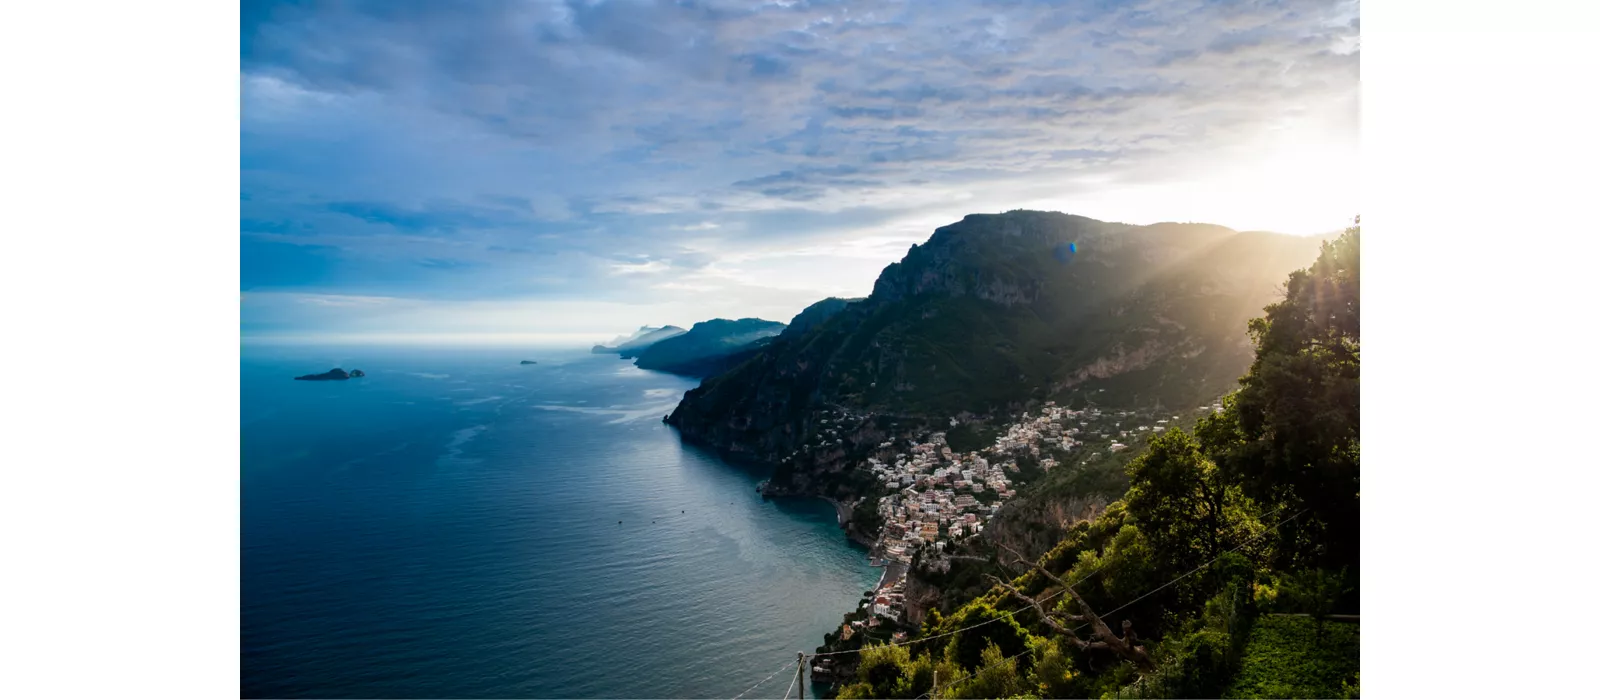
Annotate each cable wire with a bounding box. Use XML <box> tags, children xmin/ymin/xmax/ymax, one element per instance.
<box><xmin>780</xmin><ymin>664</ymin><xmax>800</xmax><ymax>700</ymax></box>
<box><xmin>812</xmin><ymin>504</ymin><xmax>1289</xmax><ymax>658</ymax></box>
<box><xmin>1067</xmin><ymin>509</ymin><xmax>1306</xmax><ymax>636</ymax></box>
<box><xmin>732</xmin><ymin>659</ymin><xmax>797</xmax><ymax>700</ymax></box>
<box><xmin>914</xmin><ymin>508</ymin><xmax>1308</xmax><ymax>698</ymax></box>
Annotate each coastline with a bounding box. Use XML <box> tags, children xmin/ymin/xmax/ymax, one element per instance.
<box><xmin>822</xmin><ymin>496</ymin><xmax>881</xmax><ymax>550</ymax></box>
<box><xmin>821</xmin><ymin>496</ymin><xmax>852</xmax><ymax>527</ymax></box>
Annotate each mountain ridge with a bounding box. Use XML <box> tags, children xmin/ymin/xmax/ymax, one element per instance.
<box><xmin>592</xmin><ymin>325</ymin><xmax>687</xmax><ymax>355</ymax></box>
<box><xmin>665</xmin><ymin>210</ymin><xmax>1328</xmax><ymax>497</ymax></box>
<box><xmin>631</xmin><ymin>317</ymin><xmax>787</xmax><ymax>377</ymax></box>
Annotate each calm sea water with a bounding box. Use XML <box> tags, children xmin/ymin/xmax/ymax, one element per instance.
<box><xmin>242</xmin><ymin>346</ymin><xmax>877</xmax><ymax>698</ymax></box>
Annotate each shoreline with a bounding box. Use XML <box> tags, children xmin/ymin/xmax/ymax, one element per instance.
<box><xmin>822</xmin><ymin>496</ymin><xmax>882</xmax><ymax>551</ymax></box>
<box><xmin>821</xmin><ymin>496</ymin><xmax>852</xmax><ymax>527</ymax></box>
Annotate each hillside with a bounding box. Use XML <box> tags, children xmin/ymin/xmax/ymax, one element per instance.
<box><xmin>666</xmin><ymin>211</ymin><xmax>1327</xmax><ymax>489</ymax></box>
<box><xmin>592</xmin><ymin>325</ymin><xmax>686</xmax><ymax>355</ymax></box>
<box><xmin>779</xmin><ymin>297</ymin><xmax>863</xmax><ymax>341</ymax></box>
<box><xmin>812</xmin><ymin>225</ymin><xmax>1360</xmax><ymax>699</ymax></box>
<box><xmin>632</xmin><ymin>318</ymin><xmax>786</xmax><ymax>377</ymax></box>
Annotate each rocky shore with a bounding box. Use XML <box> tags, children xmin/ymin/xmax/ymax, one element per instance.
<box><xmin>824</xmin><ymin>496</ymin><xmax>882</xmax><ymax>550</ymax></box>
<box><xmin>822</xmin><ymin>496</ymin><xmax>852</xmax><ymax>527</ymax></box>
<box><xmin>760</xmin><ymin>482</ymin><xmax>879</xmax><ymax>550</ymax></box>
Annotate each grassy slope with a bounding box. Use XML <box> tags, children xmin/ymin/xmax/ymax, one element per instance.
<box><xmin>1225</xmin><ymin>616</ymin><xmax>1360</xmax><ymax>699</ymax></box>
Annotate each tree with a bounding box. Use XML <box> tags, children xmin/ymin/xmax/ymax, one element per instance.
<box><xmin>836</xmin><ymin>681</ymin><xmax>876</xmax><ymax>699</ymax></box>
<box><xmin>1124</xmin><ymin>428</ymin><xmax>1257</xmax><ymax>572</ymax></box>
<box><xmin>1206</xmin><ymin>222</ymin><xmax>1361</xmax><ymax>572</ymax></box>
<box><xmin>1067</xmin><ymin>524</ymin><xmax>1162</xmax><ymax>621</ymax></box>
<box><xmin>1027</xmin><ymin>636</ymin><xmax>1087</xmax><ymax>699</ymax></box>
<box><xmin>853</xmin><ymin>642</ymin><xmax>914</xmax><ymax>698</ymax></box>
<box><xmin>940</xmin><ymin>602</ymin><xmax>1033</xmax><ymax>671</ymax></box>
<box><xmin>984</xmin><ymin>543</ymin><xmax>1157</xmax><ymax>673</ymax></box>
<box><xmin>1275</xmin><ymin>568</ymin><xmax>1351</xmax><ymax>639</ymax></box>
<box><xmin>946</xmin><ymin>643</ymin><xmax>1029</xmax><ymax>699</ymax></box>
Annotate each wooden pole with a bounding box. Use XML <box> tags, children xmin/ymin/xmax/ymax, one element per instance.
<box><xmin>796</xmin><ymin>652</ymin><xmax>806</xmax><ymax>700</ymax></box>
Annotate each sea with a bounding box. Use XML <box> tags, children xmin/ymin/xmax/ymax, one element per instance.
<box><xmin>242</xmin><ymin>346</ymin><xmax>879</xmax><ymax>698</ymax></box>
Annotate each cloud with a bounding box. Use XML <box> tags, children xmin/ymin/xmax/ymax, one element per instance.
<box><xmin>241</xmin><ymin>0</ymin><xmax>1360</xmax><ymax>341</ymax></box>
<box><xmin>609</xmin><ymin>259</ymin><xmax>671</xmax><ymax>275</ymax></box>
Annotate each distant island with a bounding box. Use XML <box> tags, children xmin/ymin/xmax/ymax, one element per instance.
<box><xmin>520</xmin><ymin>360</ymin><xmax>537</xmax><ymax>365</ymax></box>
<box><xmin>294</xmin><ymin>368</ymin><xmax>363</xmax><ymax>381</ymax></box>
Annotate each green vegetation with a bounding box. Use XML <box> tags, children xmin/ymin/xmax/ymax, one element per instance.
<box><xmin>853</xmin><ymin>496</ymin><xmax>886</xmax><ymax>537</ymax></box>
<box><xmin>946</xmin><ymin>422</ymin><xmax>1000</xmax><ymax>453</ymax></box>
<box><xmin>1224</xmin><ymin>617</ymin><xmax>1359</xmax><ymax>699</ymax></box>
<box><xmin>780</xmin><ymin>297</ymin><xmax>863</xmax><ymax>341</ymax></box>
<box><xmin>817</xmin><ymin>223</ymin><xmax>1360</xmax><ymax>698</ymax></box>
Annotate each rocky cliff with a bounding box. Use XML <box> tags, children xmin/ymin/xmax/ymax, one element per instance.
<box><xmin>666</xmin><ymin>210</ymin><xmax>1326</xmax><ymax>496</ymax></box>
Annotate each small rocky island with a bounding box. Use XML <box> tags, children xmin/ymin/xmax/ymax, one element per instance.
<box><xmin>520</xmin><ymin>360</ymin><xmax>537</xmax><ymax>365</ymax></box>
<box><xmin>294</xmin><ymin>368</ymin><xmax>363</xmax><ymax>381</ymax></box>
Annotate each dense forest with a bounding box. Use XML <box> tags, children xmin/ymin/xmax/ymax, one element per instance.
<box><xmin>827</xmin><ymin>223</ymin><xmax>1360</xmax><ymax>699</ymax></box>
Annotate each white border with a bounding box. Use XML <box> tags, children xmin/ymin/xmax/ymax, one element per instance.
<box><xmin>4</xmin><ymin>1</ymin><xmax>1600</xmax><ymax>698</ymax></box>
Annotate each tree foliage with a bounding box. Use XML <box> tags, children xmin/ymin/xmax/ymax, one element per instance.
<box><xmin>941</xmin><ymin>602</ymin><xmax>1033</xmax><ymax>671</ymax></box>
<box><xmin>945</xmin><ymin>643</ymin><xmax>1029</xmax><ymax>699</ymax></box>
<box><xmin>1205</xmin><ymin>223</ymin><xmax>1361</xmax><ymax>571</ymax></box>
<box><xmin>1125</xmin><ymin>429</ymin><xmax>1259</xmax><ymax>573</ymax></box>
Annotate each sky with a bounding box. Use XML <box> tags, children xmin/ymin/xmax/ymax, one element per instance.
<box><xmin>240</xmin><ymin>0</ymin><xmax>1360</xmax><ymax>346</ymax></box>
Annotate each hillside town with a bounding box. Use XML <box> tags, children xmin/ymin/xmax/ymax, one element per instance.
<box><xmin>837</xmin><ymin>401</ymin><xmax>1083</xmax><ymax>630</ymax></box>
<box><xmin>835</xmin><ymin>398</ymin><xmax>1228</xmax><ymax>635</ymax></box>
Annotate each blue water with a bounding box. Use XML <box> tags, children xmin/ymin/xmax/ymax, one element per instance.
<box><xmin>242</xmin><ymin>347</ymin><xmax>877</xmax><ymax>698</ymax></box>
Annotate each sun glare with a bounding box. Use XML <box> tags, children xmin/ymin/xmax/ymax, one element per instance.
<box><xmin>1217</xmin><ymin>138</ymin><xmax>1360</xmax><ymax>235</ymax></box>
<box><xmin>1037</xmin><ymin>129</ymin><xmax>1358</xmax><ymax>236</ymax></box>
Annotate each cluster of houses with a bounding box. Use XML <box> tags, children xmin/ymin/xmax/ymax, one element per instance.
<box><xmin>782</xmin><ymin>407</ymin><xmax>880</xmax><ymax>462</ymax></box>
<box><xmin>850</xmin><ymin>402</ymin><xmax>1113</xmax><ymax>624</ymax></box>
<box><xmin>851</xmin><ymin>574</ymin><xmax>909</xmax><ymax>629</ymax></box>
<box><xmin>1079</xmin><ymin>401</ymin><xmax>1225</xmax><ymax>465</ymax></box>
<box><xmin>822</xmin><ymin>398</ymin><xmax>1228</xmax><ymax>655</ymax></box>
<box><xmin>867</xmin><ymin>436</ymin><xmax>1008</xmax><ymax>562</ymax></box>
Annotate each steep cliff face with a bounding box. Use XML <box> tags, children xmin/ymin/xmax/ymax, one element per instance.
<box><xmin>665</xmin><ymin>211</ymin><xmax>1326</xmax><ymax>488</ymax></box>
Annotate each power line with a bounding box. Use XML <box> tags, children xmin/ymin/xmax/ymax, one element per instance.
<box><xmin>913</xmin><ymin>508</ymin><xmax>1307</xmax><ymax>698</ymax></box>
<box><xmin>1069</xmin><ymin>509</ymin><xmax>1307</xmax><ymax>636</ymax></box>
<box><xmin>781</xmin><ymin>667</ymin><xmax>800</xmax><ymax>700</ymax></box>
<box><xmin>812</xmin><ymin>503</ymin><xmax>1289</xmax><ymax>659</ymax></box>
<box><xmin>810</xmin><ymin>581</ymin><xmax>1067</xmax><ymax>658</ymax></box>
<box><xmin>732</xmin><ymin>659</ymin><xmax>797</xmax><ymax>700</ymax></box>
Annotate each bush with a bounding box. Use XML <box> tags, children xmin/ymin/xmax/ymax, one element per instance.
<box><xmin>1224</xmin><ymin>616</ymin><xmax>1359</xmax><ymax>699</ymax></box>
<box><xmin>1109</xmin><ymin>584</ymin><xmax>1255</xmax><ymax>699</ymax></box>
<box><xmin>1274</xmin><ymin>568</ymin><xmax>1351</xmax><ymax>639</ymax></box>
<box><xmin>947</xmin><ymin>643</ymin><xmax>1029</xmax><ymax>699</ymax></box>
<box><xmin>1027</xmin><ymin>636</ymin><xmax>1087</xmax><ymax>700</ymax></box>
<box><xmin>934</xmin><ymin>601</ymin><xmax>1033</xmax><ymax>671</ymax></box>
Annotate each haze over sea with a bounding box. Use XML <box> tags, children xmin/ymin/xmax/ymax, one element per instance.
<box><xmin>242</xmin><ymin>346</ymin><xmax>877</xmax><ymax>698</ymax></box>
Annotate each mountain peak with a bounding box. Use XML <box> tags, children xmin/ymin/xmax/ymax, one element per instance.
<box><xmin>667</xmin><ymin>210</ymin><xmax>1325</xmax><ymax>468</ymax></box>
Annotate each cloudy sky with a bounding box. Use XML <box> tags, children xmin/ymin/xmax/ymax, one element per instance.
<box><xmin>240</xmin><ymin>0</ymin><xmax>1359</xmax><ymax>345</ymax></box>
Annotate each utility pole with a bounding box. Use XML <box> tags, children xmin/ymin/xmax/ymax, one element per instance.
<box><xmin>796</xmin><ymin>652</ymin><xmax>806</xmax><ymax>700</ymax></box>
<box><xmin>932</xmin><ymin>669</ymin><xmax>938</xmax><ymax>699</ymax></box>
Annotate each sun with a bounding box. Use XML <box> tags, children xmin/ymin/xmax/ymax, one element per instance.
<box><xmin>1033</xmin><ymin>121</ymin><xmax>1359</xmax><ymax>236</ymax></box>
<box><xmin>1212</xmin><ymin>137</ymin><xmax>1360</xmax><ymax>235</ymax></box>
